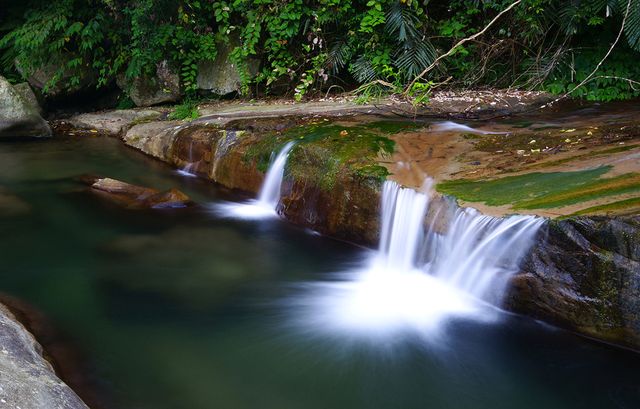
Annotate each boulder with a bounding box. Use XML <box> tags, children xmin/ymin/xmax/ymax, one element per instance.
<box><xmin>0</xmin><ymin>303</ymin><xmax>89</xmax><ymax>409</ymax></box>
<box><xmin>86</xmin><ymin>176</ymin><xmax>192</xmax><ymax>209</ymax></box>
<box><xmin>117</xmin><ymin>60</ymin><xmax>182</xmax><ymax>107</ymax></box>
<box><xmin>12</xmin><ymin>82</ymin><xmax>43</xmax><ymax>115</ymax></box>
<box><xmin>196</xmin><ymin>36</ymin><xmax>259</xmax><ymax>96</ymax></box>
<box><xmin>16</xmin><ymin>55</ymin><xmax>97</xmax><ymax>99</ymax></box>
<box><xmin>0</xmin><ymin>75</ymin><xmax>51</xmax><ymax>138</ymax></box>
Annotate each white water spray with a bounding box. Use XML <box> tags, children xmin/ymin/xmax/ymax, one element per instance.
<box><xmin>214</xmin><ymin>142</ymin><xmax>295</xmax><ymax>219</ymax></box>
<box><xmin>286</xmin><ymin>180</ymin><xmax>542</xmax><ymax>340</ymax></box>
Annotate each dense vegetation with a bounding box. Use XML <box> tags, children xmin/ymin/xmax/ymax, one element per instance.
<box><xmin>1</xmin><ymin>0</ymin><xmax>639</xmax><ymax>102</ymax></box>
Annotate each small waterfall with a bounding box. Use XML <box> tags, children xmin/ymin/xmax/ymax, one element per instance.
<box><xmin>257</xmin><ymin>141</ymin><xmax>296</xmax><ymax>208</ymax></box>
<box><xmin>214</xmin><ymin>141</ymin><xmax>295</xmax><ymax>219</ymax></box>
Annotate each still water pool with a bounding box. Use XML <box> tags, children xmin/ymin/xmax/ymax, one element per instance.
<box><xmin>0</xmin><ymin>136</ymin><xmax>639</xmax><ymax>409</ymax></box>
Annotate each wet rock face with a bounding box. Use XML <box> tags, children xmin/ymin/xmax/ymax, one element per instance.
<box><xmin>0</xmin><ymin>303</ymin><xmax>89</xmax><ymax>409</ymax></box>
<box><xmin>507</xmin><ymin>216</ymin><xmax>640</xmax><ymax>350</ymax></box>
<box><xmin>0</xmin><ymin>75</ymin><xmax>51</xmax><ymax>138</ymax></box>
<box><xmin>280</xmin><ymin>177</ymin><xmax>381</xmax><ymax>245</ymax></box>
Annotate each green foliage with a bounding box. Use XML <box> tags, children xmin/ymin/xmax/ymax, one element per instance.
<box><xmin>1</xmin><ymin>0</ymin><xmax>639</xmax><ymax>101</ymax></box>
<box><xmin>168</xmin><ymin>99</ymin><xmax>200</xmax><ymax>121</ymax></box>
<box><xmin>406</xmin><ymin>81</ymin><xmax>432</xmax><ymax>106</ymax></box>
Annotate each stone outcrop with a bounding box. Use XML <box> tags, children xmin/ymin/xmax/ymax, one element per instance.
<box><xmin>507</xmin><ymin>216</ymin><xmax>640</xmax><ymax>350</ymax></box>
<box><xmin>0</xmin><ymin>76</ymin><xmax>51</xmax><ymax>138</ymax></box>
<box><xmin>123</xmin><ymin>121</ymin><xmax>384</xmax><ymax>244</ymax></box>
<box><xmin>0</xmin><ymin>303</ymin><xmax>89</xmax><ymax>409</ymax></box>
<box><xmin>54</xmin><ymin>109</ymin><xmax>164</xmax><ymax>138</ymax></box>
<box><xmin>117</xmin><ymin>61</ymin><xmax>182</xmax><ymax>107</ymax></box>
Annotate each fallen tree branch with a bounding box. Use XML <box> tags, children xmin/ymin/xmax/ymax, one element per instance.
<box><xmin>404</xmin><ymin>0</ymin><xmax>523</xmax><ymax>94</ymax></box>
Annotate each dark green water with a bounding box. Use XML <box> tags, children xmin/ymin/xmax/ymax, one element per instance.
<box><xmin>1</xmin><ymin>136</ymin><xmax>639</xmax><ymax>409</ymax></box>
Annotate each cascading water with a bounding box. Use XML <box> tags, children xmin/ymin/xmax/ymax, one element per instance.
<box><xmin>176</xmin><ymin>139</ymin><xmax>198</xmax><ymax>177</ymax></box>
<box><xmin>285</xmin><ymin>180</ymin><xmax>543</xmax><ymax>341</ymax></box>
<box><xmin>214</xmin><ymin>141</ymin><xmax>295</xmax><ymax>219</ymax></box>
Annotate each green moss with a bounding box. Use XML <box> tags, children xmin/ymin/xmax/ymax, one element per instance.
<box><xmin>522</xmin><ymin>145</ymin><xmax>638</xmax><ymax>171</ymax></box>
<box><xmin>243</xmin><ymin>120</ymin><xmax>397</xmax><ymax>189</ymax></box>
<box><xmin>516</xmin><ymin>173</ymin><xmax>640</xmax><ymax>209</ymax></box>
<box><xmin>571</xmin><ymin>196</ymin><xmax>640</xmax><ymax>216</ymax></box>
<box><xmin>437</xmin><ymin>166</ymin><xmax>612</xmax><ymax>207</ymax></box>
<box><xmin>361</xmin><ymin>120</ymin><xmax>422</xmax><ymax>134</ymax></box>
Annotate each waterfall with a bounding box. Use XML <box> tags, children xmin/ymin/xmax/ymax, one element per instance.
<box><xmin>214</xmin><ymin>141</ymin><xmax>295</xmax><ymax>219</ymax></box>
<box><xmin>378</xmin><ymin>180</ymin><xmax>542</xmax><ymax>304</ymax></box>
<box><xmin>284</xmin><ymin>180</ymin><xmax>543</xmax><ymax>340</ymax></box>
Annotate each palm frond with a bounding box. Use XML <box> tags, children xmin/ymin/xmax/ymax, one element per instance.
<box><xmin>326</xmin><ymin>39</ymin><xmax>352</xmax><ymax>74</ymax></box>
<box><xmin>350</xmin><ymin>55</ymin><xmax>378</xmax><ymax>83</ymax></box>
<box><xmin>623</xmin><ymin>0</ymin><xmax>640</xmax><ymax>51</ymax></box>
<box><xmin>385</xmin><ymin>2</ymin><xmax>419</xmax><ymax>42</ymax></box>
<box><xmin>394</xmin><ymin>40</ymin><xmax>437</xmax><ymax>78</ymax></box>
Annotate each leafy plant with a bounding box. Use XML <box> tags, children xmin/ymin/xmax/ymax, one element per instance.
<box><xmin>168</xmin><ymin>98</ymin><xmax>200</xmax><ymax>121</ymax></box>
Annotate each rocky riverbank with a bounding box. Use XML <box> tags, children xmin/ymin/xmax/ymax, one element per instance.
<box><xmin>0</xmin><ymin>301</ymin><xmax>89</xmax><ymax>409</ymax></box>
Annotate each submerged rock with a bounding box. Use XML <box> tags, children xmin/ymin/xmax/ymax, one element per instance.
<box><xmin>507</xmin><ymin>216</ymin><xmax>640</xmax><ymax>350</ymax></box>
<box><xmin>101</xmin><ymin>227</ymin><xmax>267</xmax><ymax>309</ymax></box>
<box><xmin>0</xmin><ymin>302</ymin><xmax>89</xmax><ymax>409</ymax></box>
<box><xmin>0</xmin><ymin>75</ymin><xmax>51</xmax><ymax>138</ymax></box>
<box><xmin>0</xmin><ymin>187</ymin><xmax>30</xmax><ymax>216</ymax></box>
<box><xmin>86</xmin><ymin>177</ymin><xmax>192</xmax><ymax>209</ymax></box>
